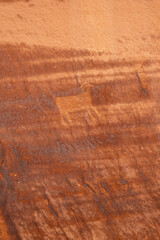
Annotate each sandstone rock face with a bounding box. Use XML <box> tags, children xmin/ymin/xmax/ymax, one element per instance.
<box><xmin>0</xmin><ymin>1</ymin><xmax>160</xmax><ymax>239</ymax></box>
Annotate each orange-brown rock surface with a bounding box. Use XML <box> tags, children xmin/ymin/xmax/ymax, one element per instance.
<box><xmin>0</xmin><ymin>0</ymin><xmax>160</xmax><ymax>239</ymax></box>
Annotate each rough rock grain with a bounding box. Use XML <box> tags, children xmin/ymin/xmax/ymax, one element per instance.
<box><xmin>0</xmin><ymin>1</ymin><xmax>160</xmax><ymax>239</ymax></box>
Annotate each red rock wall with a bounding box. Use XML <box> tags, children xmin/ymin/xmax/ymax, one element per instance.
<box><xmin>0</xmin><ymin>1</ymin><xmax>160</xmax><ymax>239</ymax></box>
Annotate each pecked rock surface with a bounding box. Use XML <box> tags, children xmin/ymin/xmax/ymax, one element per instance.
<box><xmin>0</xmin><ymin>1</ymin><xmax>160</xmax><ymax>239</ymax></box>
